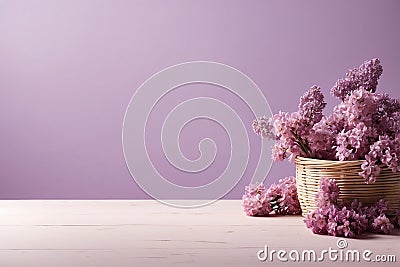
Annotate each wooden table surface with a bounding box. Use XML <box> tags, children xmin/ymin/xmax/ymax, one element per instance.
<box><xmin>0</xmin><ymin>200</ymin><xmax>398</xmax><ymax>267</ymax></box>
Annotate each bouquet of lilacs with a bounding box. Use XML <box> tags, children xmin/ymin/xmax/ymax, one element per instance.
<box><xmin>253</xmin><ymin>58</ymin><xmax>400</xmax><ymax>184</ymax></box>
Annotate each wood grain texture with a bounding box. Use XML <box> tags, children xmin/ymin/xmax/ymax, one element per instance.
<box><xmin>0</xmin><ymin>200</ymin><xmax>398</xmax><ymax>267</ymax></box>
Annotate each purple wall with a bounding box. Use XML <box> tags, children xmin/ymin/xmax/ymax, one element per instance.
<box><xmin>1</xmin><ymin>0</ymin><xmax>399</xmax><ymax>199</ymax></box>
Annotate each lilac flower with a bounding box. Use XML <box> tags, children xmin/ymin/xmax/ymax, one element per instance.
<box><xmin>242</xmin><ymin>183</ymin><xmax>271</xmax><ymax>216</ymax></box>
<box><xmin>315</xmin><ymin>177</ymin><xmax>340</xmax><ymax>207</ymax></box>
<box><xmin>304</xmin><ymin>207</ymin><xmax>329</xmax><ymax>234</ymax></box>
<box><xmin>268</xmin><ymin>176</ymin><xmax>302</xmax><ymax>215</ymax></box>
<box><xmin>371</xmin><ymin>215</ymin><xmax>394</xmax><ymax>234</ymax></box>
<box><xmin>252</xmin><ymin>116</ymin><xmax>276</xmax><ymax>140</ymax></box>
<box><xmin>304</xmin><ymin>178</ymin><xmax>395</xmax><ymax>237</ymax></box>
<box><xmin>326</xmin><ymin>206</ymin><xmax>366</xmax><ymax>237</ymax></box>
<box><xmin>309</xmin><ymin>115</ymin><xmax>339</xmax><ymax>159</ymax></box>
<box><xmin>242</xmin><ymin>177</ymin><xmax>301</xmax><ymax>216</ymax></box>
<box><xmin>331</xmin><ymin>58</ymin><xmax>383</xmax><ymax>100</ymax></box>
<box><xmin>272</xmin><ymin>143</ymin><xmax>287</xmax><ymax>161</ymax></box>
<box><xmin>305</xmin><ymin>204</ymin><xmax>368</xmax><ymax>238</ymax></box>
<box><xmin>374</xmin><ymin>94</ymin><xmax>400</xmax><ymax>136</ymax></box>
<box><xmin>362</xmin><ymin>199</ymin><xmax>390</xmax><ymax>232</ymax></box>
<box><xmin>272</xmin><ymin>112</ymin><xmax>308</xmax><ymax>160</ymax></box>
<box><xmin>298</xmin><ymin>85</ymin><xmax>326</xmax><ymax>126</ymax></box>
<box><xmin>359</xmin><ymin>135</ymin><xmax>400</xmax><ymax>183</ymax></box>
<box><xmin>355</xmin><ymin>58</ymin><xmax>383</xmax><ymax>92</ymax></box>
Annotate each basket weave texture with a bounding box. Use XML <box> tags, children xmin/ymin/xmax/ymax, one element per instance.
<box><xmin>295</xmin><ymin>156</ymin><xmax>400</xmax><ymax>217</ymax></box>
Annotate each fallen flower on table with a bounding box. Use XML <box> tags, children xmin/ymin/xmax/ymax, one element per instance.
<box><xmin>242</xmin><ymin>176</ymin><xmax>301</xmax><ymax>216</ymax></box>
<box><xmin>304</xmin><ymin>177</ymin><xmax>397</xmax><ymax>237</ymax></box>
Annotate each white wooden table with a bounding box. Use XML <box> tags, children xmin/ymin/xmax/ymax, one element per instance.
<box><xmin>0</xmin><ymin>200</ymin><xmax>398</xmax><ymax>267</ymax></box>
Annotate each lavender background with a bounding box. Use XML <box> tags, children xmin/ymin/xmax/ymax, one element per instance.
<box><xmin>0</xmin><ymin>0</ymin><xmax>399</xmax><ymax>199</ymax></box>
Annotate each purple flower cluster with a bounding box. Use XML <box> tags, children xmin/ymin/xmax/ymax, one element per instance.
<box><xmin>252</xmin><ymin>59</ymin><xmax>400</xmax><ymax>184</ymax></box>
<box><xmin>331</xmin><ymin>58</ymin><xmax>383</xmax><ymax>100</ymax></box>
<box><xmin>242</xmin><ymin>183</ymin><xmax>271</xmax><ymax>216</ymax></box>
<box><xmin>242</xmin><ymin>177</ymin><xmax>301</xmax><ymax>216</ymax></box>
<box><xmin>267</xmin><ymin>86</ymin><xmax>326</xmax><ymax>161</ymax></box>
<box><xmin>304</xmin><ymin>178</ymin><xmax>396</xmax><ymax>237</ymax></box>
<box><xmin>252</xmin><ymin>116</ymin><xmax>276</xmax><ymax>140</ymax></box>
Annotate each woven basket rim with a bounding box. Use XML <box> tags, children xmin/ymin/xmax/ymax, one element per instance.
<box><xmin>295</xmin><ymin>156</ymin><xmax>365</xmax><ymax>164</ymax></box>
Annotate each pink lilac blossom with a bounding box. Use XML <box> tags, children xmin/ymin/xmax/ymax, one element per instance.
<box><xmin>314</xmin><ymin>177</ymin><xmax>340</xmax><ymax>207</ymax></box>
<box><xmin>304</xmin><ymin>178</ymin><xmax>396</xmax><ymax>237</ymax></box>
<box><xmin>252</xmin><ymin>116</ymin><xmax>277</xmax><ymax>140</ymax></box>
<box><xmin>252</xmin><ymin>58</ymin><xmax>400</xmax><ymax>184</ymax></box>
<box><xmin>326</xmin><ymin>206</ymin><xmax>367</xmax><ymax>237</ymax></box>
<box><xmin>268</xmin><ymin>176</ymin><xmax>302</xmax><ymax>215</ymax></box>
<box><xmin>242</xmin><ymin>177</ymin><xmax>301</xmax><ymax>216</ymax></box>
<box><xmin>242</xmin><ymin>183</ymin><xmax>271</xmax><ymax>216</ymax></box>
<box><xmin>350</xmin><ymin>199</ymin><xmax>393</xmax><ymax>234</ymax></box>
<box><xmin>371</xmin><ymin>215</ymin><xmax>394</xmax><ymax>234</ymax></box>
<box><xmin>270</xmin><ymin>112</ymin><xmax>304</xmax><ymax>161</ymax></box>
<box><xmin>269</xmin><ymin>86</ymin><xmax>326</xmax><ymax>160</ymax></box>
<box><xmin>298</xmin><ymin>85</ymin><xmax>326</xmax><ymax>126</ymax></box>
<box><xmin>308</xmin><ymin>115</ymin><xmax>339</xmax><ymax>159</ymax></box>
<box><xmin>360</xmin><ymin>135</ymin><xmax>400</xmax><ymax>183</ymax></box>
<box><xmin>331</xmin><ymin>58</ymin><xmax>383</xmax><ymax>100</ymax></box>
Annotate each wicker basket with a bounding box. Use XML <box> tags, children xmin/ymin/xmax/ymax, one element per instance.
<box><xmin>295</xmin><ymin>156</ymin><xmax>400</xmax><ymax>217</ymax></box>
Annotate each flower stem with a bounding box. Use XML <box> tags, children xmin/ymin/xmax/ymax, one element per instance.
<box><xmin>290</xmin><ymin>130</ymin><xmax>312</xmax><ymax>158</ymax></box>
